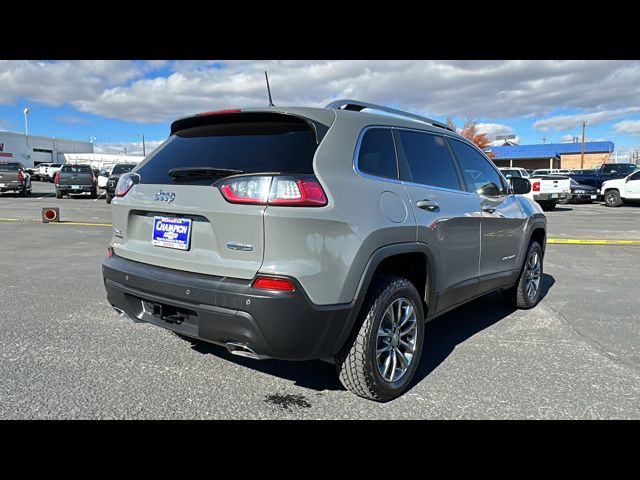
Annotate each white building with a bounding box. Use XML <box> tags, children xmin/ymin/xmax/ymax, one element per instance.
<box><xmin>0</xmin><ymin>131</ymin><xmax>94</xmax><ymax>168</ymax></box>
<box><xmin>62</xmin><ymin>153</ymin><xmax>145</xmax><ymax>171</ymax></box>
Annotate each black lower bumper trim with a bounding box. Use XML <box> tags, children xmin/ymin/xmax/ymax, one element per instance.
<box><xmin>102</xmin><ymin>254</ymin><xmax>352</xmax><ymax>361</ymax></box>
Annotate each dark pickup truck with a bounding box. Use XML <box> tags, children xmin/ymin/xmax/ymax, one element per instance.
<box><xmin>569</xmin><ymin>163</ymin><xmax>638</xmax><ymax>193</ymax></box>
<box><xmin>0</xmin><ymin>161</ymin><xmax>32</xmax><ymax>196</ymax></box>
<box><xmin>55</xmin><ymin>164</ymin><xmax>97</xmax><ymax>199</ymax></box>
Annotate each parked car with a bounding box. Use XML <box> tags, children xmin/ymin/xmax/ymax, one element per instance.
<box><xmin>499</xmin><ymin>167</ymin><xmax>530</xmax><ymax>179</ymax></box>
<box><xmin>54</xmin><ymin>164</ymin><xmax>97</xmax><ymax>198</ymax></box>
<box><xmin>0</xmin><ymin>161</ymin><xmax>32</xmax><ymax>196</ymax></box>
<box><xmin>102</xmin><ymin>100</ymin><xmax>547</xmax><ymax>402</ymax></box>
<box><xmin>561</xmin><ymin>178</ymin><xmax>598</xmax><ymax>203</ymax></box>
<box><xmin>104</xmin><ymin>164</ymin><xmax>137</xmax><ymax>203</ymax></box>
<box><xmin>45</xmin><ymin>163</ymin><xmax>64</xmax><ymax>182</ymax></box>
<box><xmin>98</xmin><ymin>165</ymin><xmax>116</xmax><ymax>189</ymax></box>
<box><xmin>524</xmin><ymin>175</ymin><xmax>571</xmax><ymax>211</ymax></box>
<box><xmin>601</xmin><ymin>169</ymin><xmax>640</xmax><ymax>207</ymax></box>
<box><xmin>32</xmin><ymin>162</ymin><xmax>54</xmax><ymax>181</ymax></box>
<box><xmin>568</xmin><ymin>163</ymin><xmax>638</xmax><ymax>194</ymax></box>
<box><xmin>531</xmin><ymin>168</ymin><xmax>564</xmax><ymax>177</ymax></box>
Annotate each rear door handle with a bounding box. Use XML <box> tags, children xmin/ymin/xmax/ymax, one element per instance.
<box><xmin>482</xmin><ymin>206</ymin><xmax>496</xmax><ymax>213</ymax></box>
<box><xmin>416</xmin><ymin>199</ymin><xmax>439</xmax><ymax>211</ymax></box>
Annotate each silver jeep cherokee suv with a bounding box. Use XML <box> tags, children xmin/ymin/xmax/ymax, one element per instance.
<box><xmin>102</xmin><ymin>100</ymin><xmax>546</xmax><ymax>401</ymax></box>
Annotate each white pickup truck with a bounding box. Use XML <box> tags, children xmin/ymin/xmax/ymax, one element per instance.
<box><xmin>601</xmin><ymin>169</ymin><xmax>640</xmax><ymax>207</ymax></box>
<box><xmin>525</xmin><ymin>175</ymin><xmax>571</xmax><ymax>211</ymax></box>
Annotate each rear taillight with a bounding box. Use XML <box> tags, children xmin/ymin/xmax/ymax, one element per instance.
<box><xmin>197</xmin><ymin>109</ymin><xmax>242</xmax><ymax>116</ymax></box>
<box><xmin>89</xmin><ymin>174</ymin><xmax>94</xmax><ymax>185</ymax></box>
<box><xmin>115</xmin><ymin>172</ymin><xmax>140</xmax><ymax>197</ymax></box>
<box><xmin>55</xmin><ymin>172</ymin><xmax>60</xmax><ymax>184</ymax></box>
<box><xmin>252</xmin><ymin>276</ymin><xmax>296</xmax><ymax>292</ymax></box>
<box><xmin>17</xmin><ymin>171</ymin><xmax>25</xmax><ymax>182</ymax></box>
<box><xmin>106</xmin><ymin>246</ymin><xmax>114</xmax><ymax>258</ymax></box>
<box><xmin>532</xmin><ymin>181</ymin><xmax>541</xmax><ymax>192</ymax></box>
<box><xmin>218</xmin><ymin>175</ymin><xmax>328</xmax><ymax>207</ymax></box>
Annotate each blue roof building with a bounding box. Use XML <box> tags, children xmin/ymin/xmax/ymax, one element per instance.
<box><xmin>484</xmin><ymin>141</ymin><xmax>615</xmax><ymax>170</ymax></box>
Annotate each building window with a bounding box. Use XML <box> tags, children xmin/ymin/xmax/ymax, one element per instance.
<box><xmin>33</xmin><ymin>148</ymin><xmax>53</xmax><ymax>153</ymax></box>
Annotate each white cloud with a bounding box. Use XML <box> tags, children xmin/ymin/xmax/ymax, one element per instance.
<box><xmin>613</xmin><ymin>120</ymin><xmax>640</xmax><ymax>136</ymax></box>
<box><xmin>533</xmin><ymin>107</ymin><xmax>640</xmax><ymax>131</ymax></box>
<box><xmin>476</xmin><ymin>122</ymin><xmax>514</xmax><ymax>139</ymax></box>
<box><xmin>2</xmin><ymin>60</ymin><xmax>640</xmax><ymax>125</ymax></box>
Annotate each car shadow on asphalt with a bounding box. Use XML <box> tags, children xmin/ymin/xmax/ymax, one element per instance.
<box><xmin>408</xmin><ymin>273</ymin><xmax>555</xmax><ymax>394</ymax></box>
<box><xmin>183</xmin><ymin>273</ymin><xmax>556</xmax><ymax>395</ymax></box>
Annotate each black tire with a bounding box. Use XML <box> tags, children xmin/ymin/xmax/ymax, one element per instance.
<box><xmin>604</xmin><ymin>189</ymin><xmax>623</xmax><ymax>207</ymax></box>
<box><xmin>90</xmin><ymin>188</ymin><xmax>97</xmax><ymax>199</ymax></box>
<box><xmin>55</xmin><ymin>189</ymin><xmax>63</xmax><ymax>199</ymax></box>
<box><xmin>502</xmin><ymin>241</ymin><xmax>544</xmax><ymax>309</ymax></box>
<box><xmin>106</xmin><ymin>194</ymin><xmax>112</xmax><ymax>204</ymax></box>
<box><xmin>336</xmin><ymin>275</ymin><xmax>425</xmax><ymax>402</ymax></box>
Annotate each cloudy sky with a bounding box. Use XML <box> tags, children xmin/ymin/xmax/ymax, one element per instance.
<box><xmin>1</xmin><ymin>60</ymin><xmax>639</xmax><ymax>158</ymax></box>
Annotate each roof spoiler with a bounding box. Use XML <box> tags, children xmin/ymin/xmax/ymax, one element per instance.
<box><xmin>325</xmin><ymin>99</ymin><xmax>456</xmax><ymax>133</ymax></box>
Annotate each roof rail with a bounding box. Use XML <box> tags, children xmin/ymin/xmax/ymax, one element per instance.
<box><xmin>325</xmin><ymin>99</ymin><xmax>456</xmax><ymax>132</ymax></box>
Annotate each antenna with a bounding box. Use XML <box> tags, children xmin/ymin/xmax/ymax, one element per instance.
<box><xmin>264</xmin><ymin>71</ymin><xmax>274</xmax><ymax>107</ymax></box>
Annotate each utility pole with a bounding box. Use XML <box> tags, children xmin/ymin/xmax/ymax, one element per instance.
<box><xmin>580</xmin><ymin>121</ymin><xmax>586</xmax><ymax>169</ymax></box>
<box><xmin>138</xmin><ymin>133</ymin><xmax>146</xmax><ymax>156</ymax></box>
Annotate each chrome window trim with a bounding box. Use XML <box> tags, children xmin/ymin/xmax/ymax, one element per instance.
<box><xmin>352</xmin><ymin>125</ymin><xmax>478</xmax><ymax>197</ymax></box>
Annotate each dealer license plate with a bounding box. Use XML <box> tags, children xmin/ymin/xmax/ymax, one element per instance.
<box><xmin>152</xmin><ymin>217</ymin><xmax>192</xmax><ymax>251</ymax></box>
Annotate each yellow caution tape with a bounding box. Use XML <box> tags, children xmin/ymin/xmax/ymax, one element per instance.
<box><xmin>548</xmin><ymin>238</ymin><xmax>640</xmax><ymax>245</ymax></box>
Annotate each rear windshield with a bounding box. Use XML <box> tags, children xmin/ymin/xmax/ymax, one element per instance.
<box><xmin>112</xmin><ymin>164</ymin><xmax>136</xmax><ymax>175</ymax></box>
<box><xmin>136</xmin><ymin>119</ymin><xmax>318</xmax><ymax>185</ymax></box>
<box><xmin>61</xmin><ymin>165</ymin><xmax>92</xmax><ymax>173</ymax></box>
<box><xmin>500</xmin><ymin>169</ymin><xmax>522</xmax><ymax>178</ymax></box>
<box><xmin>0</xmin><ymin>163</ymin><xmax>20</xmax><ymax>171</ymax></box>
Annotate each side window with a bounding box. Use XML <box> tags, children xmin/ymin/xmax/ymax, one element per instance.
<box><xmin>601</xmin><ymin>164</ymin><xmax>616</xmax><ymax>175</ymax></box>
<box><xmin>397</xmin><ymin>130</ymin><xmax>461</xmax><ymax>190</ymax></box>
<box><xmin>449</xmin><ymin>139</ymin><xmax>507</xmax><ymax>196</ymax></box>
<box><xmin>629</xmin><ymin>171</ymin><xmax>640</xmax><ymax>181</ymax></box>
<box><xmin>357</xmin><ymin>128</ymin><xmax>398</xmax><ymax>180</ymax></box>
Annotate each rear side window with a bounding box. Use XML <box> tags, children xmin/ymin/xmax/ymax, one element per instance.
<box><xmin>357</xmin><ymin>129</ymin><xmax>398</xmax><ymax>180</ymax></box>
<box><xmin>397</xmin><ymin>130</ymin><xmax>460</xmax><ymax>190</ymax></box>
<box><xmin>500</xmin><ymin>169</ymin><xmax>522</xmax><ymax>178</ymax></box>
<box><xmin>0</xmin><ymin>163</ymin><xmax>20</xmax><ymax>171</ymax></box>
<box><xmin>62</xmin><ymin>165</ymin><xmax>92</xmax><ymax>173</ymax></box>
<box><xmin>136</xmin><ymin>117</ymin><xmax>318</xmax><ymax>185</ymax></box>
<box><xmin>600</xmin><ymin>164</ymin><xmax>636</xmax><ymax>175</ymax></box>
<box><xmin>449</xmin><ymin>139</ymin><xmax>507</xmax><ymax>196</ymax></box>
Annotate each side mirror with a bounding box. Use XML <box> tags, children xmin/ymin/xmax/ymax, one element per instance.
<box><xmin>510</xmin><ymin>177</ymin><xmax>531</xmax><ymax>195</ymax></box>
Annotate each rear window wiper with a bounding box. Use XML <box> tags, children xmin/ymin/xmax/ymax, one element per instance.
<box><xmin>167</xmin><ymin>167</ymin><xmax>243</xmax><ymax>181</ymax></box>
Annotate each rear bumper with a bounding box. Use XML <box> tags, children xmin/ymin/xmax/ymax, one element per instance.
<box><xmin>57</xmin><ymin>185</ymin><xmax>94</xmax><ymax>192</ymax></box>
<box><xmin>102</xmin><ymin>254</ymin><xmax>351</xmax><ymax>361</ymax></box>
<box><xmin>0</xmin><ymin>183</ymin><xmax>24</xmax><ymax>192</ymax></box>
<box><xmin>534</xmin><ymin>193</ymin><xmax>568</xmax><ymax>201</ymax></box>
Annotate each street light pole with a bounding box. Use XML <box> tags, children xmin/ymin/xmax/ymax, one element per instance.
<box><xmin>23</xmin><ymin>108</ymin><xmax>30</xmax><ymax>136</ymax></box>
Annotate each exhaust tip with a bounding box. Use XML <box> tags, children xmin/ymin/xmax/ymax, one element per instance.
<box><xmin>226</xmin><ymin>341</ymin><xmax>270</xmax><ymax>360</ymax></box>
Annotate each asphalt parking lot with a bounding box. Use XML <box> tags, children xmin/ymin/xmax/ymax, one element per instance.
<box><xmin>1</xmin><ymin>183</ymin><xmax>639</xmax><ymax>419</ymax></box>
